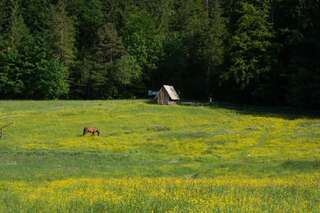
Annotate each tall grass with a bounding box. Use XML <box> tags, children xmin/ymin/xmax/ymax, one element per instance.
<box><xmin>1</xmin><ymin>176</ymin><xmax>319</xmax><ymax>212</ymax></box>
<box><xmin>0</xmin><ymin>100</ymin><xmax>319</xmax><ymax>212</ymax></box>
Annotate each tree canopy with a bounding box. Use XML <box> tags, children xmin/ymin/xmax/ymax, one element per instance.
<box><xmin>0</xmin><ymin>0</ymin><xmax>319</xmax><ymax>107</ymax></box>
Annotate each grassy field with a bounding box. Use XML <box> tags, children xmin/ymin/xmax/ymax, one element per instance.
<box><xmin>0</xmin><ymin>100</ymin><xmax>319</xmax><ymax>212</ymax></box>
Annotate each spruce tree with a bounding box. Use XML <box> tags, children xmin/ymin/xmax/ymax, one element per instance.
<box><xmin>0</xmin><ymin>0</ymin><xmax>30</xmax><ymax>98</ymax></box>
<box><xmin>205</xmin><ymin>0</ymin><xmax>227</xmax><ymax>96</ymax></box>
<box><xmin>225</xmin><ymin>0</ymin><xmax>274</xmax><ymax>89</ymax></box>
<box><xmin>49</xmin><ymin>0</ymin><xmax>76</xmax><ymax>67</ymax></box>
<box><xmin>96</xmin><ymin>23</ymin><xmax>141</xmax><ymax>98</ymax></box>
<box><xmin>76</xmin><ymin>23</ymin><xmax>140</xmax><ymax>99</ymax></box>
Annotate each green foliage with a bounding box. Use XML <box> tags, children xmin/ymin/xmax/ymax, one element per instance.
<box><xmin>49</xmin><ymin>0</ymin><xmax>76</xmax><ymax>67</ymax></box>
<box><xmin>276</xmin><ymin>0</ymin><xmax>320</xmax><ymax>107</ymax></box>
<box><xmin>20</xmin><ymin>0</ymin><xmax>51</xmax><ymax>33</ymax></box>
<box><xmin>204</xmin><ymin>0</ymin><xmax>227</xmax><ymax>95</ymax></box>
<box><xmin>0</xmin><ymin>1</ymin><xmax>28</xmax><ymax>98</ymax></box>
<box><xmin>114</xmin><ymin>55</ymin><xmax>141</xmax><ymax>85</ymax></box>
<box><xmin>73</xmin><ymin>23</ymin><xmax>141</xmax><ymax>99</ymax></box>
<box><xmin>96</xmin><ymin>23</ymin><xmax>126</xmax><ymax>64</ymax></box>
<box><xmin>0</xmin><ymin>0</ymin><xmax>68</xmax><ymax>99</ymax></box>
<box><xmin>32</xmin><ymin>59</ymin><xmax>69</xmax><ymax>99</ymax></box>
<box><xmin>226</xmin><ymin>1</ymin><xmax>274</xmax><ymax>89</ymax></box>
<box><xmin>123</xmin><ymin>9</ymin><xmax>164</xmax><ymax>73</ymax></box>
<box><xmin>0</xmin><ymin>0</ymin><xmax>319</xmax><ymax>107</ymax></box>
<box><xmin>157</xmin><ymin>0</ymin><xmax>211</xmax><ymax>98</ymax></box>
<box><xmin>19</xmin><ymin>35</ymin><xmax>69</xmax><ymax>99</ymax></box>
<box><xmin>95</xmin><ymin>23</ymin><xmax>141</xmax><ymax>98</ymax></box>
<box><xmin>0</xmin><ymin>50</ymin><xmax>24</xmax><ymax>98</ymax></box>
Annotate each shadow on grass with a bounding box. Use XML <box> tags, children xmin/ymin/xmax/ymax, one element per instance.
<box><xmin>281</xmin><ymin>160</ymin><xmax>320</xmax><ymax>171</ymax></box>
<box><xmin>176</xmin><ymin>100</ymin><xmax>320</xmax><ymax>120</ymax></box>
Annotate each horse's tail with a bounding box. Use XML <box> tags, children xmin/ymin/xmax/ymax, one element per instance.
<box><xmin>83</xmin><ymin>128</ymin><xmax>87</xmax><ymax>136</ymax></box>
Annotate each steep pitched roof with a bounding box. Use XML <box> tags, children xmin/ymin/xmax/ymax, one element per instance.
<box><xmin>163</xmin><ymin>85</ymin><xmax>180</xmax><ymax>100</ymax></box>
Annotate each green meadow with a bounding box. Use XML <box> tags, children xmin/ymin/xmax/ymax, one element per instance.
<box><xmin>0</xmin><ymin>100</ymin><xmax>319</xmax><ymax>212</ymax></box>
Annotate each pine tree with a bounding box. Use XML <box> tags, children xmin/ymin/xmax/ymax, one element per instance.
<box><xmin>95</xmin><ymin>23</ymin><xmax>141</xmax><ymax>98</ymax></box>
<box><xmin>0</xmin><ymin>0</ymin><xmax>22</xmax><ymax>50</ymax></box>
<box><xmin>205</xmin><ymin>0</ymin><xmax>227</xmax><ymax>96</ymax></box>
<box><xmin>75</xmin><ymin>23</ymin><xmax>141</xmax><ymax>99</ymax></box>
<box><xmin>49</xmin><ymin>0</ymin><xmax>76</xmax><ymax>67</ymax></box>
<box><xmin>169</xmin><ymin>0</ymin><xmax>210</xmax><ymax>98</ymax></box>
<box><xmin>225</xmin><ymin>0</ymin><xmax>274</xmax><ymax>89</ymax></box>
<box><xmin>96</xmin><ymin>23</ymin><xmax>126</xmax><ymax>64</ymax></box>
<box><xmin>0</xmin><ymin>0</ymin><xmax>15</xmax><ymax>43</ymax></box>
<box><xmin>0</xmin><ymin>0</ymin><xmax>30</xmax><ymax>98</ymax></box>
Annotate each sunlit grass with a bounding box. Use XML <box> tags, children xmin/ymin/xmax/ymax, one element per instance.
<box><xmin>0</xmin><ymin>100</ymin><xmax>319</xmax><ymax>212</ymax></box>
<box><xmin>1</xmin><ymin>176</ymin><xmax>319</xmax><ymax>212</ymax></box>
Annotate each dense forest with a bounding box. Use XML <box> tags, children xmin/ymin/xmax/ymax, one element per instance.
<box><xmin>0</xmin><ymin>0</ymin><xmax>319</xmax><ymax>107</ymax></box>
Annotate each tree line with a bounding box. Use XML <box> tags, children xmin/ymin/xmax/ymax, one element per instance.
<box><xmin>0</xmin><ymin>0</ymin><xmax>319</xmax><ymax>108</ymax></box>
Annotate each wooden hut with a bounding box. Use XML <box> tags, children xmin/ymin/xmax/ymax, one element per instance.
<box><xmin>156</xmin><ymin>85</ymin><xmax>180</xmax><ymax>105</ymax></box>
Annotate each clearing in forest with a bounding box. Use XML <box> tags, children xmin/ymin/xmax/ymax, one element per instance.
<box><xmin>0</xmin><ymin>100</ymin><xmax>319</xmax><ymax>212</ymax></box>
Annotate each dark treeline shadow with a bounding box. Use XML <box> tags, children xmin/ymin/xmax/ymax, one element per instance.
<box><xmin>167</xmin><ymin>100</ymin><xmax>320</xmax><ymax>120</ymax></box>
<box><xmin>208</xmin><ymin>102</ymin><xmax>320</xmax><ymax>120</ymax></box>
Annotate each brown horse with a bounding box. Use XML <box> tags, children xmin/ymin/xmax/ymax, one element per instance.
<box><xmin>83</xmin><ymin>127</ymin><xmax>100</xmax><ymax>136</ymax></box>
